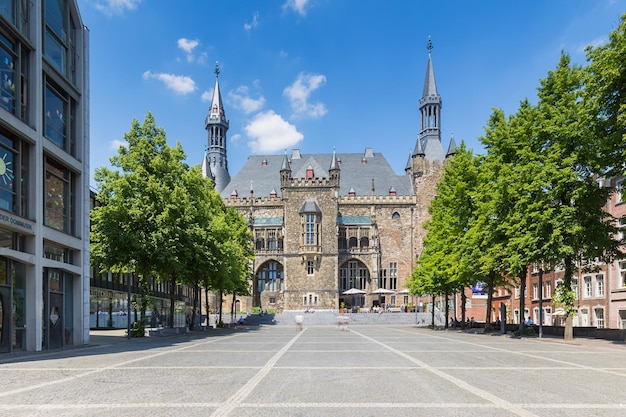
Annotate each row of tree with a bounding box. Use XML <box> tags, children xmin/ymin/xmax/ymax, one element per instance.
<box><xmin>90</xmin><ymin>112</ymin><xmax>253</xmax><ymax>332</ymax></box>
<box><xmin>408</xmin><ymin>14</ymin><xmax>626</xmax><ymax>339</ymax></box>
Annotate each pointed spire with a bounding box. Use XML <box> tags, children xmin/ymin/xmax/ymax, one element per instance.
<box><xmin>280</xmin><ymin>149</ymin><xmax>290</xmax><ymax>171</ymax></box>
<box><xmin>329</xmin><ymin>147</ymin><xmax>339</xmax><ymax>171</ymax></box>
<box><xmin>423</xmin><ymin>37</ymin><xmax>438</xmax><ymax>97</ymax></box>
<box><xmin>413</xmin><ymin>137</ymin><xmax>425</xmax><ymax>157</ymax></box>
<box><xmin>201</xmin><ymin>152</ymin><xmax>211</xmax><ymax>179</ymax></box>
<box><xmin>209</xmin><ymin>61</ymin><xmax>226</xmax><ymax>120</ymax></box>
<box><xmin>446</xmin><ymin>134</ymin><xmax>457</xmax><ymax>158</ymax></box>
<box><xmin>405</xmin><ymin>149</ymin><xmax>413</xmax><ymax>171</ymax></box>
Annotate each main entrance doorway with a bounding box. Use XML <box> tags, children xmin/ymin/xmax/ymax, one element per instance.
<box><xmin>48</xmin><ymin>292</ymin><xmax>64</xmax><ymax>349</ymax></box>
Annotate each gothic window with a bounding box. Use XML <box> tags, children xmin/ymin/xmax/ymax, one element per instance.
<box><xmin>337</xmin><ymin>227</ymin><xmax>347</xmax><ymax>250</ymax></box>
<box><xmin>305</xmin><ymin>213</ymin><xmax>316</xmax><ymax>245</ymax></box>
<box><xmin>389</xmin><ymin>262</ymin><xmax>398</xmax><ymax>290</ymax></box>
<box><xmin>267</xmin><ymin>230</ymin><xmax>276</xmax><ymax>250</ymax></box>
<box><xmin>257</xmin><ymin>261</ymin><xmax>282</xmax><ymax>293</ymax></box>
<box><xmin>339</xmin><ymin>260</ymin><xmax>370</xmax><ymax>291</ymax></box>
<box><xmin>392</xmin><ymin>212</ymin><xmax>400</xmax><ymax>220</ymax></box>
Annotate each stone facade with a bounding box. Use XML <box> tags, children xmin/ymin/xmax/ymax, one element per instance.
<box><xmin>206</xmin><ymin>50</ymin><xmax>454</xmax><ymax>312</ymax></box>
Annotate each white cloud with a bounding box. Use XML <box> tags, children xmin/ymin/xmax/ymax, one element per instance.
<box><xmin>230</xmin><ymin>133</ymin><xmax>242</xmax><ymax>143</ymax></box>
<box><xmin>177</xmin><ymin>38</ymin><xmax>199</xmax><ymax>54</ymax></box>
<box><xmin>201</xmin><ymin>89</ymin><xmax>213</xmax><ymax>102</ymax></box>
<box><xmin>576</xmin><ymin>36</ymin><xmax>608</xmax><ymax>53</ymax></box>
<box><xmin>245</xmin><ymin>110</ymin><xmax>303</xmax><ymax>153</ymax></box>
<box><xmin>178</xmin><ymin>38</ymin><xmax>200</xmax><ymax>62</ymax></box>
<box><xmin>228</xmin><ymin>85</ymin><xmax>266</xmax><ymax>114</ymax></box>
<box><xmin>142</xmin><ymin>71</ymin><xmax>197</xmax><ymax>95</ymax></box>
<box><xmin>110</xmin><ymin>139</ymin><xmax>125</xmax><ymax>150</ymax></box>
<box><xmin>244</xmin><ymin>12</ymin><xmax>259</xmax><ymax>30</ymax></box>
<box><xmin>94</xmin><ymin>0</ymin><xmax>142</xmax><ymax>16</ymax></box>
<box><xmin>283</xmin><ymin>0</ymin><xmax>311</xmax><ymax>16</ymax></box>
<box><xmin>283</xmin><ymin>72</ymin><xmax>327</xmax><ymax>119</ymax></box>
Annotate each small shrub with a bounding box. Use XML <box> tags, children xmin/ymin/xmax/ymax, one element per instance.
<box><xmin>130</xmin><ymin>320</ymin><xmax>145</xmax><ymax>337</ymax></box>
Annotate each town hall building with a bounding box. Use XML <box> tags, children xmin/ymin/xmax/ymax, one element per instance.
<box><xmin>202</xmin><ymin>46</ymin><xmax>455</xmax><ymax>312</ymax></box>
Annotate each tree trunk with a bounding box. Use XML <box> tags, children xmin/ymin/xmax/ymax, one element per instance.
<box><xmin>461</xmin><ymin>290</ymin><xmax>467</xmax><ymax>325</ymax></box>
<box><xmin>431</xmin><ymin>294</ymin><xmax>435</xmax><ymax>327</ymax></box>
<box><xmin>485</xmin><ymin>272</ymin><xmax>495</xmax><ymax>331</ymax></box>
<box><xmin>518</xmin><ymin>267</ymin><xmax>527</xmax><ymax>337</ymax></box>
<box><xmin>218</xmin><ymin>289</ymin><xmax>223</xmax><ymax>325</ymax></box>
<box><xmin>169</xmin><ymin>282</ymin><xmax>176</xmax><ymax>328</ymax></box>
<box><xmin>564</xmin><ymin>314</ymin><xmax>574</xmax><ymax>340</ymax></box>
<box><xmin>563</xmin><ymin>258</ymin><xmax>574</xmax><ymax>341</ymax></box>
<box><xmin>444</xmin><ymin>291</ymin><xmax>449</xmax><ymax>329</ymax></box>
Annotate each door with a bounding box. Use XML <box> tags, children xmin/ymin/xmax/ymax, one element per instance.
<box><xmin>48</xmin><ymin>293</ymin><xmax>63</xmax><ymax>349</ymax></box>
<box><xmin>0</xmin><ymin>286</ymin><xmax>11</xmax><ymax>353</ymax></box>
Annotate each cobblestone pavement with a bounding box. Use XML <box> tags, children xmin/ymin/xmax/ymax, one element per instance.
<box><xmin>0</xmin><ymin>325</ymin><xmax>625</xmax><ymax>417</ymax></box>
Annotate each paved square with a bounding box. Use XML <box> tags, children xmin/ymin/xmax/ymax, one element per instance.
<box><xmin>0</xmin><ymin>325</ymin><xmax>624</xmax><ymax>416</ymax></box>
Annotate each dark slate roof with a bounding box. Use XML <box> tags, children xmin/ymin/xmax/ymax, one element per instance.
<box><xmin>221</xmin><ymin>150</ymin><xmax>414</xmax><ymax>199</ymax></box>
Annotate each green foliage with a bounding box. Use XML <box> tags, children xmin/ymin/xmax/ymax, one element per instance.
<box><xmin>410</xmin><ymin>16</ymin><xmax>626</xmax><ymax>333</ymax></box>
<box><xmin>584</xmin><ymin>13</ymin><xmax>626</xmax><ymax>177</ymax></box>
<box><xmin>130</xmin><ymin>320</ymin><xmax>146</xmax><ymax>337</ymax></box>
<box><xmin>553</xmin><ymin>281</ymin><xmax>577</xmax><ymax>317</ymax></box>
<box><xmin>408</xmin><ymin>144</ymin><xmax>480</xmax><ymax>298</ymax></box>
<box><xmin>91</xmin><ymin>112</ymin><xmax>254</xmax><ymax>318</ymax></box>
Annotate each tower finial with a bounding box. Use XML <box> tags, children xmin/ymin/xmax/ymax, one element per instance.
<box><xmin>427</xmin><ymin>36</ymin><xmax>433</xmax><ymax>55</ymax></box>
<box><xmin>215</xmin><ymin>61</ymin><xmax>220</xmax><ymax>78</ymax></box>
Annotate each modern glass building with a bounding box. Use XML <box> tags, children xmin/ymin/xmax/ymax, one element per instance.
<box><xmin>0</xmin><ymin>0</ymin><xmax>90</xmax><ymax>352</ymax></box>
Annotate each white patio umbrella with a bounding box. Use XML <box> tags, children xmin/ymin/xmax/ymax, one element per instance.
<box><xmin>370</xmin><ymin>288</ymin><xmax>395</xmax><ymax>295</ymax></box>
<box><xmin>396</xmin><ymin>288</ymin><xmax>410</xmax><ymax>294</ymax></box>
<box><xmin>342</xmin><ymin>288</ymin><xmax>366</xmax><ymax>309</ymax></box>
<box><xmin>342</xmin><ymin>288</ymin><xmax>367</xmax><ymax>295</ymax></box>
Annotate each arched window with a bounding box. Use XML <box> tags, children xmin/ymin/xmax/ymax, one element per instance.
<box><xmin>392</xmin><ymin>212</ymin><xmax>400</xmax><ymax>220</ymax></box>
<box><xmin>257</xmin><ymin>261</ymin><xmax>283</xmax><ymax>293</ymax></box>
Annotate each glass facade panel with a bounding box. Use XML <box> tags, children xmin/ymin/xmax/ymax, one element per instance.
<box><xmin>44</xmin><ymin>0</ymin><xmax>67</xmax><ymax>75</ymax></box>
<box><xmin>0</xmin><ymin>33</ymin><xmax>15</xmax><ymax>114</ymax></box>
<box><xmin>45</xmin><ymin>159</ymin><xmax>71</xmax><ymax>232</ymax></box>
<box><xmin>45</xmin><ymin>86</ymin><xmax>66</xmax><ymax>148</ymax></box>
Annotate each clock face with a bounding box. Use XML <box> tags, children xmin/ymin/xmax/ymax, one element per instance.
<box><xmin>0</xmin><ymin>151</ymin><xmax>13</xmax><ymax>186</ymax></box>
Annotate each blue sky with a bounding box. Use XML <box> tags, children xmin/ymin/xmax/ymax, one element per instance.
<box><xmin>78</xmin><ymin>0</ymin><xmax>626</xmax><ymax>188</ymax></box>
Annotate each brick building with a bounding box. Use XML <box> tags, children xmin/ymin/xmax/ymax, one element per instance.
<box><xmin>202</xmin><ymin>48</ymin><xmax>455</xmax><ymax>312</ymax></box>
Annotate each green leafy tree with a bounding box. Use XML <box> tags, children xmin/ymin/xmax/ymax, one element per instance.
<box><xmin>533</xmin><ymin>54</ymin><xmax>623</xmax><ymax>339</ymax></box>
<box><xmin>409</xmin><ymin>144</ymin><xmax>479</xmax><ymax>326</ymax></box>
<box><xmin>584</xmin><ymin>13</ymin><xmax>626</xmax><ymax>177</ymax></box>
<box><xmin>92</xmin><ymin>112</ymin><xmax>189</xmax><ymax>330</ymax></box>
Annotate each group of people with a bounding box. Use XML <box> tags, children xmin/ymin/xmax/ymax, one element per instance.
<box><xmin>448</xmin><ymin>316</ymin><xmax>477</xmax><ymax>329</ymax></box>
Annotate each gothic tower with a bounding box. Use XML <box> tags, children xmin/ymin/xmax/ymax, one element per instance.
<box><xmin>202</xmin><ymin>62</ymin><xmax>230</xmax><ymax>192</ymax></box>
<box><xmin>413</xmin><ymin>38</ymin><xmax>445</xmax><ymax>163</ymax></box>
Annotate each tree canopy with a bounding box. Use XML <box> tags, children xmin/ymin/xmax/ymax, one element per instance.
<box><xmin>91</xmin><ymin>112</ymin><xmax>253</xmax><ymax>326</ymax></box>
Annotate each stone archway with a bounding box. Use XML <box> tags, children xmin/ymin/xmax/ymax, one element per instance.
<box><xmin>338</xmin><ymin>259</ymin><xmax>370</xmax><ymax>309</ymax></box>
<box><xmin>255</xmin><ymin>260</ymin><xmax>284</xmax><ymax>310</ymax></box>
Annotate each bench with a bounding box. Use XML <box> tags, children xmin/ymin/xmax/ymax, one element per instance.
<box><xmin>359</xmin><ymin>307</ymin><xmax>370</xmax><ymax>313</ymax></box>
<box><xmin>388</xmin><ymin>307</ymin><xmax>402</xmax><ymax>313</ymax></box>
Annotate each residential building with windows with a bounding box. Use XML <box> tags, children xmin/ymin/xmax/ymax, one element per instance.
<box><xmin>0</xmin><ymin>0</ymin><xmax>90</xmax><ymax>353</ymax></box>
<box><xmin>202</xmin><ymin>45</ymin><xmax>455</xmax><ymax>312</ymax></box>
